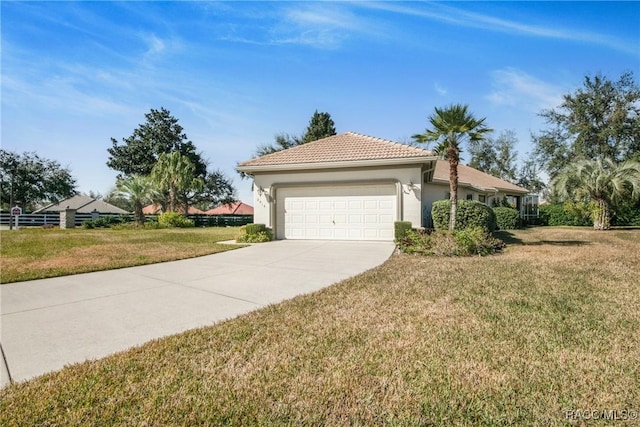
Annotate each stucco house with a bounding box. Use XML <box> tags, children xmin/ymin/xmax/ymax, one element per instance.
<box><xmin>205</xmin><ymin>201</ymin><xmax>254</xmax><ymax>215</ymax></box>
<box><xmin>34</xmin><ymin>195</ymin><xmax>128</xmax><ymax>215</ymax></box>
<box><xmin>237</xmin><ymin>132</ymin><xmax>529</xmax><ymax>241</ymax></box>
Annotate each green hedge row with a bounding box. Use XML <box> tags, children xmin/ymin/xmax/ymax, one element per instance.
<box><xmin>432</xmin><ymin>200</ymin><xmax>497</xmax><ymax>231</ymax></box>
<box><xmin>538</xmin><ymin>203</ymin><xmax>592</xmax><ymax>227</ymax></box>
<box><xmin>493</xmin><ymin>207</ymin><xmax>521</xmax><ymax>230</ymax></box>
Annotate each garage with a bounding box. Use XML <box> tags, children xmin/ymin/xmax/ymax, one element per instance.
<box><xmin>237</xmin><ymin>132</ymin><xmax>436</xmax><ymax>241</ymax></box>
<box><xmin>276</xmin><ymin>185</ymin><xmax>397</xmax><ymax>241</ymax></box>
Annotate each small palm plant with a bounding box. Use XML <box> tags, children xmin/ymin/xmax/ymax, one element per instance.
<box><xmin>114</xmin><ymin>175</ymin><xmax>159</xmax><ymax>227</ymax></box>
<box><xmin>551</xmin><ymin>158</ymin><xmax>640</xmax><ymax>230</ymax></box>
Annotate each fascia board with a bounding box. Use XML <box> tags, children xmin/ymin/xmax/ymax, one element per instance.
<box><xmin>236</xmin><ymin>156</ymin><xmax>437</xmax><ymax>173</ymax></box>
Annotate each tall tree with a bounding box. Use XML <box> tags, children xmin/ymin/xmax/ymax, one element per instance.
<box><xmin>151</xmin><ymin>152</ymin><xmax>202</xmax><ymax>214</ymax></box>
<box><xmin>468</xmin><ymin>130</ymin><xmax>518</xmax><ymax>182</ymax></box>
<box><xmin>516</xmin><ymin>155</ymin><xmax>546</xmax><ymax>194</ymax></box>
<box><xmin>534</xmin><ymin>72</ymin><xmax>640</xmax><ymax>177</ymax></box>
<box><xmin>255</xmin><ymin>133</ymin><xmax>302</xmax><ymax>157</ymax></box>
<box><xmin>413</xmin><ymin>104</ymin><xmax>492</xmax><ymax>230</ymax></box>
<box><xmin>551</xmin><ymin>158</ymin><xmax>640</xmax><ymax>230</ymax></box>
<box><xmin>114</xmin><ymin>175</ymin><xmax>158</xmax><ymax>226</ymax></box>
<box><xmin>301</xmin><ymin>110</ymin><xmax>337</xmax><ymax>143</ymax></box>
<box><xmin>253</xmin><ymin>110</ymin><xmax>337</xmax><ymax>156</ymax></box>
<box><xmin>188</xmin><ymin>170</ymin><xmax>236</xmax><ymax>211</ymax></box>
<box><xmin>0</xmin><ymin>150</ymin><xmax>76</xmax><ymax>211</ymax></box>
<box><xmin>107</xmin><ymin>107</ymin><xmax>207</xmax><ymax>178</ymax></box>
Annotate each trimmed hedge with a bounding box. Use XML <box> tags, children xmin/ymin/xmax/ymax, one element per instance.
<box><xmin>538</xmin><ymin>203</ymin><xmax>592</xmax><ymax>227</ymax></box>
<box><xmin>394</xmin><ymin>221</ymin><xmax>412</xmax><ymax>241</ymax></box>
<box><xmin>158</xmin><ymin>212</ymin><xmax>195</xmax><ymax>228</ymax></box>
<box><xmin>432</xmin><ymin>199</ymin><xmax>496</xmax><ymax>231</ymax></box>
<box><xmin>493</xmin><ymin>207</ymin><xmax>521</xmax><ymax>230</ymax></box>
<box><xmin>245</xmin><ymin>223</ymin><xmax>267</xmax><ymax>235</ymax></box>
<box><xmin>237</xmin><ymin>223</ymin><xmax>273</xmax><ymax>243</ymax></box>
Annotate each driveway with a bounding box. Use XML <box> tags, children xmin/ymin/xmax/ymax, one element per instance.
<box><xmin>0</xmin><ymin>240</ymin><xmax>394</xmax><ymax>387</ymax></box>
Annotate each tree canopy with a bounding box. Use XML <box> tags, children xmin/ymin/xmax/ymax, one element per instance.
<box><xmin>108</xmin><ymin>107</ymin><xmax>236</xmax><ymax>214</ymax></box>
<box><xmin>254</xmin><ymin>110</ymin><xmax>337</xmax><ymax>156</ymax></box>
<box><xmin>467</xmin><ymin>130</ymin><xmax>518</xmax><ymax>183</ymax></box>
<box><xmin>0</xmin><ymin>150</ymin><xmax>77</xmax><ymax>211</ymax></box>
<box><xmin>107</xmin><ymin>107</ymin><xmax>207</xmax><ymax>178</ymax></box>
<box><xmin>534</xmin><ymin>72</ymin><xmax>640</xmax><ymax>177</ymax></box>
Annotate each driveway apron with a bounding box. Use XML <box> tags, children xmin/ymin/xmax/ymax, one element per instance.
<box><xmin>0</xmin><ymin>240</ymin><xmax>394</xmax><ymax>387</ymax></box>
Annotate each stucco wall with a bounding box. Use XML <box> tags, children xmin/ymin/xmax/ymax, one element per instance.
<box><xmin>251</xmin><ymin>165</ymin><xmax>424</xmax><ymax>233</ymax></box>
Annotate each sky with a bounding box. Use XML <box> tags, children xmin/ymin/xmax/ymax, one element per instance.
<box><xmin>2</xmin><ymin>1</ymin><xmax>638</xmax><ymax>205</ymax></box>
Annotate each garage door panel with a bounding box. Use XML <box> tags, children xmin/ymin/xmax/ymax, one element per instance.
<box><xmin>348</xmin><ymin>215</ymin><xmax>362</xmax><ymax>224</ymax></box>
<box><xmin>281</xmin><ymin>188</ymin><xmax>396</xmax><ymax>241</ymax></box>
<box><xmin>379</xmin><ymin>200</ymin><xmax>394</xmax><ymax>209</ymax></box>
<box><xmin>364</xmin><ymin>214</ymin><xmax>378</xmax><ymax>223</ymax></box>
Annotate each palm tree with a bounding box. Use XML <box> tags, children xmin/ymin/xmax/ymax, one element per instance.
<box><xmin>114</xmin><ymin>175</ymin><xmax>158</xmax><ymax>226</ymax></box>
<box><xmin>551</xmin><ymin>158</ymin><xmax>640</xmax><ymax>230</ymax></box>
<box><xmin>413</xmin><ymin>104</ymin><xmax>492</xmax><ymax>230</ymax></box>
<box><xmin>151</xmin><ymin>152</ymin><xmax>202</xmax><ymax>214</ymax></box>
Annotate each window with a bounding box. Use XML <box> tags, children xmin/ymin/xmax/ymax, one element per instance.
<box><xmin>445</xmin><ymin>192</ymin><xmax>450</xmax><ymax>199</ymax></box>
<box><xmin>479</xmin><ymin>195</ymin><xmax>486</xmax><ymax>203</ymax></box>
<box><xmin>466</xmin><ymin>194</ymin><xmax>473</xmax><ymax>200</ymax></box>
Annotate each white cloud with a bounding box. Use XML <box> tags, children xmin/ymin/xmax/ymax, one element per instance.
<box><xmin>144</xmin><ymin>33</ymin><xmax>166</xmax><ymax>56</ymax></box>
<box><xmin>271</xmin><ymin>4</ymin><xmax>380</xmax><ymax>49</ymax></box>
<box><xmin>359</xmin><ymin>2</ymin><xmax>637</xmax><ymax>55</ymax></box>
<box><xmin>434</xmin><ymin>83</ymin><xmax>447</xmax><ymax>96</ymax></box>
<box><xmin>486</xmin><ymin>68</ymin><xmax>566</xmax><ymax>113</ymax></box>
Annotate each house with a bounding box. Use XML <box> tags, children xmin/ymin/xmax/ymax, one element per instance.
<box><xmin>205</xmin><ymin>201</ymin><xmax>254</xmax><ymax>215</ymax></box>
<box><xmin>237</xmin><ymin>132</ymin><xmax>529</xmax><ymax>241</ymax></box>
<box><xmin>142</xmin><ymin>204</ymin><xmax>206</xmax><ymax>215</ymax></box>
<box><xmin>34</xmin><ymin>195</ymin><xmax>128</xmax><ymax>215</ymax></box>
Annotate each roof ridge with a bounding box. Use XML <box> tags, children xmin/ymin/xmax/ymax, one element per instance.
<box><xmin>344</xmin><ymin>131</ymin><xmax>431</xmax><ymax>153</ymax></box>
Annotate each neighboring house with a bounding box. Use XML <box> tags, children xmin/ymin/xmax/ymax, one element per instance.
<box><xmin>34</xmin><ymin>195</ymin><xmax>128</xmax><ymax>215</ymax></box>
<box><xmin>142</xmin><ymin>204</ymin><xmax>206</xmax><ymax>215</ymax></box>
<box><xmin>237</xmin><ymin>132</ymin><xmax>529</xmax><ymax>241</ymax></box>
<box><xmin>205</xmin><ymin>201</ymin><xmax>254</xmax><ymax>215</ymax></box>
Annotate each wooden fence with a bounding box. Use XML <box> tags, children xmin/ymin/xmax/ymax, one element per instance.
<box><xmin>0</xmin><ymin>212</ymin><xmax>253</xmax><ymax>228</ymax></box>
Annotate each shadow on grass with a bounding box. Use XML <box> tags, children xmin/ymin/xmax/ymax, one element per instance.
<box><xmin>494</xmin><ymin>230</ymin><xmax>590</xmax><ymax>247</ymax></box>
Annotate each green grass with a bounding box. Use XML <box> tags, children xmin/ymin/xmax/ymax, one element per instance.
<box><xmin>1</xmin><ymin>227</ymin><xmax>639</xmax><ymax>425</ymax></box>
<box><xmin>0</xmin><ymin>227</ymin><xmax>242</xmax><ymax>283</ymax></box>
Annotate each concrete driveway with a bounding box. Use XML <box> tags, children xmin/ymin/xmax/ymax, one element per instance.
<box><xmin>0</xmin><ymin>240</ymin><xmax>394</xmax><ymax>387</ymax></box>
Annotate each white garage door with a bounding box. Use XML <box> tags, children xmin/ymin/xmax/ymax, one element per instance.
<box><xmin>279</xmin><ymin>186</ymin><xmax>396</xmax><ymax>241</ymax></box>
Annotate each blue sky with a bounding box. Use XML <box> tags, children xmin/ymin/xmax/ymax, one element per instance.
<box><xmin>2</xmin><ymin>1</ymin><xmax>638</xmax><ymax>204</ymax></box>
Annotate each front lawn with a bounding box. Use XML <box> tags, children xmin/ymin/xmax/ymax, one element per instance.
<box><xmin>0</xmin><ymin>227</ymin><xmax>242</xmax><ymax>283</ymax></box>
<box><xmin>1</xmin><ymin>227</ymin><xmax>639</xmax><ymax>425</ymax></box>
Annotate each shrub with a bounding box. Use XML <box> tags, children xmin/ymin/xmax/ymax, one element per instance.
<box><xmin>493</xmin><ymin>207</ymin><xmax>521</xmax><ymax>230</ymax></box>
<box><xmin>432</xmin><ymin>199</ymin><xmax>496</xmax><ymax>231</ymax></box>
<box><xmin>245</xmin><ymin>223</ymin><xmax>267</xmax><ymax>235</ymax></box>
<box><xmin>453</xmin><ymin>227</ymin><xmax>506</xmax><ymax>256</ymax></box>
<box><xmin>157</xmin><ymin>212</ymin><xmax>194</xmax><ymax>228</ymax></box>
<box><xmin>82</xmin><ymin>215</ymin><xmax>127</xmax><ymax>229</ymax></box>
<box><xmin>538</xmin><ymin>203</ymin><xmax>592</xmax><ymax>226</ymax></box>
<box><xmin>397</xmin><ymin>227</ymin><xmax>504</xmax><ymax>257</ymax></box>
<box><xmin>237</xmin><ymin>223</ymin><xmax>273</xmax><ymax>243</ymax></box>
<box><xmin>394</xmin><ymin>221</ymin><xmax>413</xmax><ymax>242</ymax></box>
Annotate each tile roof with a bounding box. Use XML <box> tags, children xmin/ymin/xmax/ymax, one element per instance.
<box><xmin>205</xmin><ymin>202</ymin><xmax>254</xmax><ymax>215</ymax></box>
<box><xmin>33</xmin><ymin>195</ymin><xmax>128</xmax><ymax>214</ymax></box>
<box><xmin>142</xmin><ymin>204</ymin><xmax>206</xmax><ymax>215</ymax></box>
<box><xmin>238</xmin><ymin>132</ymin><xmax>435</xmax><ymax>168</ymax></box>
<box><xmin>433</xmin><ymin>160</ymin><xmax>529</xmax><ymax>194</ymax></box>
